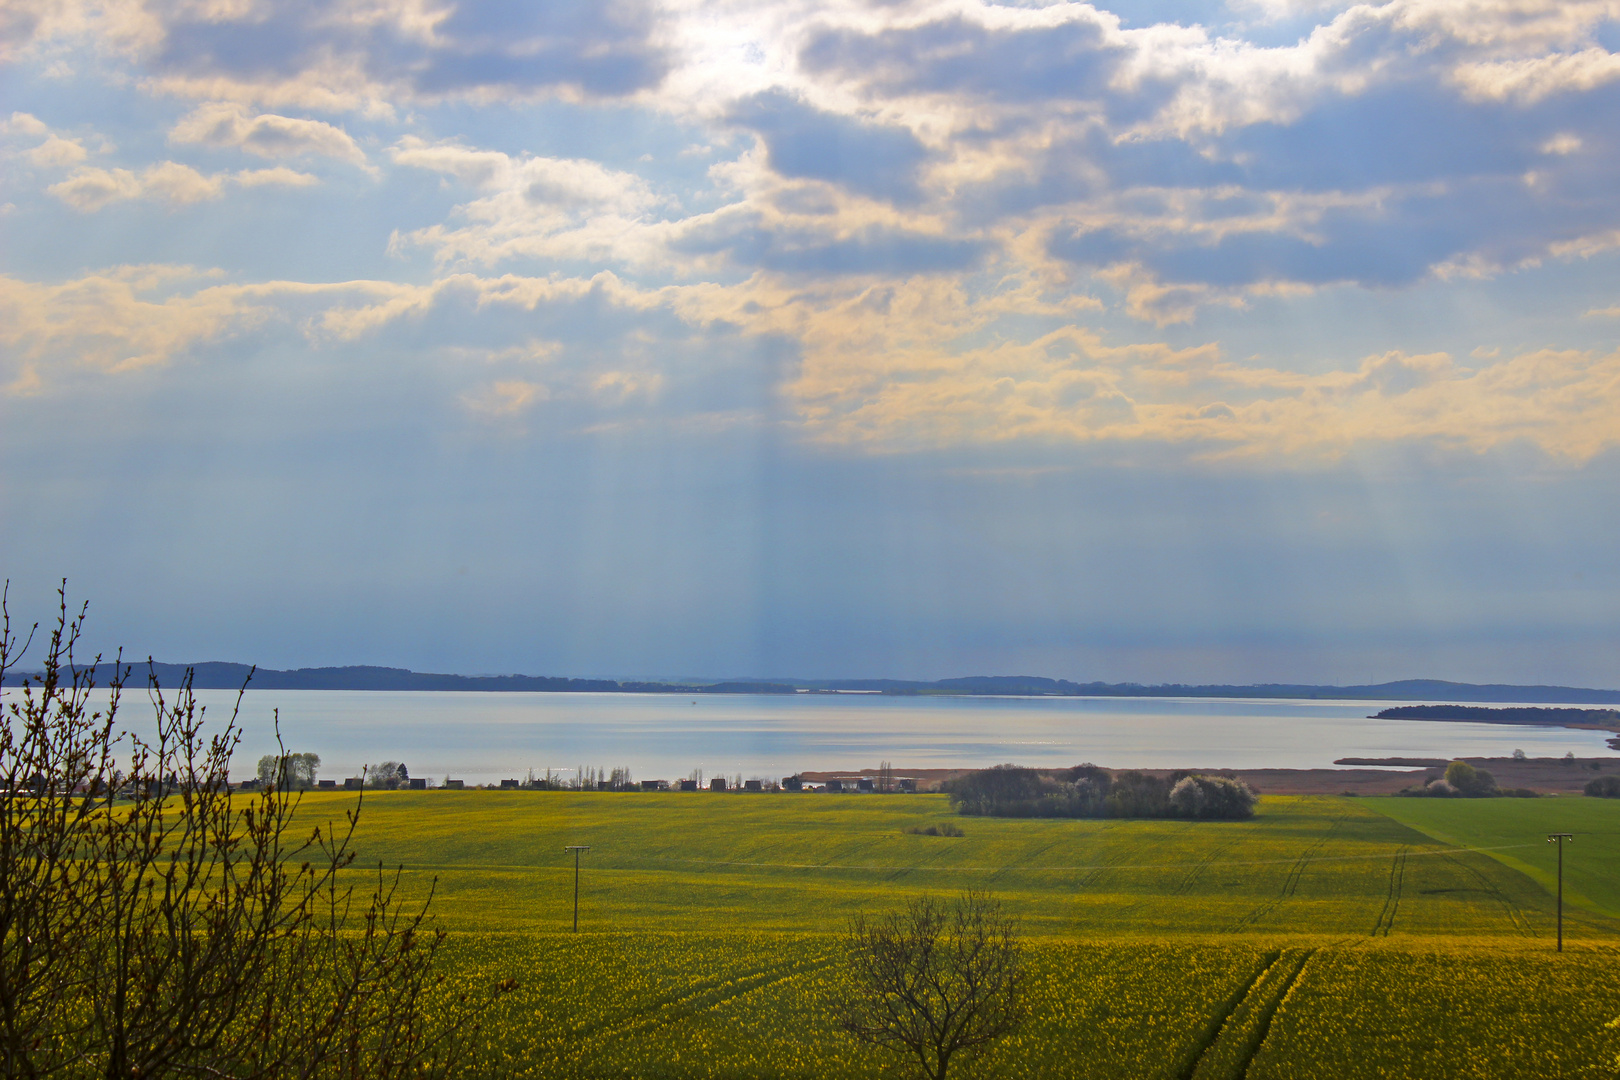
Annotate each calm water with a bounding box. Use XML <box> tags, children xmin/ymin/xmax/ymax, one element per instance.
<box><xmin>130</xmin><ymin>690</ymin><xmax>1620</xmax><ymax>785</ymax></box>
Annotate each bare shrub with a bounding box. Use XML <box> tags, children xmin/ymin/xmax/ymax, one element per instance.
<box><xmin>839</xmin><ymin>891</ymin><xmax>1025</xmax><ymax>1080</ymax></box>
<box><xmin>0</xmin><ymin>584</ymin><xmax>510</xmax><ymax>1079</ymax></box>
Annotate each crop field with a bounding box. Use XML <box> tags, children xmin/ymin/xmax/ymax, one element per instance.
<box><xmin>281</xmin><ymin>791</ymin><xmax>1620</xmax><ymax>1078</ymax></box>
<box><xmin>307</xmin><ymin>790</ymin><xmax>1614</xmax><ymax>939</ymax></box>
<box><xmin>1368</xmin><ymin>795</ymin><xmax>1620</xmax><ymax>917</ymax></box>
<box><xmin>434</xmin><ymin>934</ymin><xmax>1620</xmax><ymax>1079</ymax></box>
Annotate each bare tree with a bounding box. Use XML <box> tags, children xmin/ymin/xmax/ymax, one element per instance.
<box><xmin>0</xmin><ymin>584</ymin><xmax>511</xmax><ymax>1079</ymax></box>
<box><xmin>840</xmin><ymin>891</ymin><xmax>1026</xmax><ymax>1080</ymax></box>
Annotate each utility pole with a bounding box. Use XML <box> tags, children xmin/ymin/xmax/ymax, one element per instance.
<box><xmin>564</xmin><ymin>845</ymin><xmax>591</xmax><ymax>932</ymax></box>
<box><xmin>1547</xmin><ymin>833</ymin><xmax>1573</xmax><ymax>951</ymax></box>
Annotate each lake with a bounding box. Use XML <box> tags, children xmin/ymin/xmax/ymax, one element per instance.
<box><xmin>134</xmin><ymin>690</ymin><xmax>1619</xmax><ymax>785</ymax></box>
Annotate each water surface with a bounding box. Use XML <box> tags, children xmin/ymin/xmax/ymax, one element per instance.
<box><xmin>147</xmin><ymin>690</ymin><xmax>1618</xmax><ymax>785</ymax></box>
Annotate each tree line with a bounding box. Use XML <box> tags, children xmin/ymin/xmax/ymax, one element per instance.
<box><xmin>942</xmin><ymin>764</ymin><xmax>1259</xmax><ymax>820</ymax></box>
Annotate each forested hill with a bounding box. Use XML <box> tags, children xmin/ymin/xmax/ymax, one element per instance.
<box><xmin>29</xmin><ymin>663</ymin><xmax>1620</xmax><ymax>704</ymax></box>
<box><xmin>1371</xmin><ymin>705</ymin><xmax>1620</xmax><ymax>724</ymax></box>
<box><xmin>56</xmin><ymin>662</ymin><xmax>797</xmax><ymax>695</ymax></box>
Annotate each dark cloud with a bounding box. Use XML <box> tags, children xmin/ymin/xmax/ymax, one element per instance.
<box><xmin>1051</xmin><ymin>168</ymin><xmax>1620</xmax><ymax>290</ymax></box>
<box><xmin>152</xmin><ymin>0</ymin><xmax>668</xmax><ymax>99</ymax></box>
<box><xmin>674</xmin><ymin>212</ymin><xmax>986</xmax><ymax>276</ymax></box>
<box><xmin>728</xmin><ymin>90</ymin><xmax>930</xmax><ymax>203</ymax></box>
<box><xmin>799</xmin><ymin>16</ymin><xmax>1125</xmax><ymax>103</ymax></box>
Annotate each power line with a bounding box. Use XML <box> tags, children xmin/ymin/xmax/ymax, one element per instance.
<box><xmin>1547</xmin><ymin>833</ymin><xmax>1572</xmax><ymax>952</ymax></box>
<box><xmin>564</xmin><ymin>845</ymin><xmax>592</xmax><ymax>932</ymax></box>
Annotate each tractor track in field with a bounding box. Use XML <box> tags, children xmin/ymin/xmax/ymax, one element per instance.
<box><xmin>1370</xmin><ymin>845</ymin><xmax>1409</xmax><ymax>937</ymax></box>
<box><xmin>564</xmin><ymin>952</ymin><xmax>840</xmax><ymax>1053</ymax></box>
<box><xmin>1176</xmin><ymin>950</ymin><xmax>1276</xmax><ymax>1080</ymax></box>
<box><xmin>1439</xmin><ymin>851</ymin><xmax>1534</xmax><ymax>936</ymax></box>
<box><xmin>1173</xmin><ymin>844</ymin><xmax>1232</xmax><ymax>896</ymax></box>
<box><xmin>1183</xmin><ymin>948</ymin><xmax>1317</xmax><ymax>1080</ymax></box>
<box><xmin>1229</xmin><ymin>815</ymin><xmax>1347</xmax><ymax>932</ymax></box>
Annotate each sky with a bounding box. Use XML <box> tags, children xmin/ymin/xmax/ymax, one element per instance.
<box><xmin>1</xmin><ymin>0</ymin><xmax>1618</xmax><ymax>686</ymax></box>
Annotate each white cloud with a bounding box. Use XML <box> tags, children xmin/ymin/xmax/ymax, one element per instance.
<box><xmin>0</xmin><ymin>265</ymin><xmax>264</xmax><ymax>375</ymax></box>
<box><xmin>27</xmin><ymin>133</ymin><xmax>88</xmax><ymax>167</ymax></box>
<box><xmin>1452</xmin><ymin>47</ymin><xmax>1620</xmax><ymax>102</ymax></box>
<box><xmin>388</xmin><ymin>137</ymin><xmax>677</xmax><ymax>268</ymax></box>
<box><xmin>4</xmin><ymin>112</ymin><xmax>48</xmax><ymax>135</ymax></box>
<box><xmin>169</xmin><ymin>103</ymin><xmax>369</xmax><ymax>167</ymax></box>
<box><xmin>48</xmin><ymin>160</ymin><xmax>315</xmax><ymax>210</ymax></box>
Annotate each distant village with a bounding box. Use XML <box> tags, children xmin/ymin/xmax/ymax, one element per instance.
<box><xmin>240</xmin><ymin>774</ymin><xmax>922</xmax><ymax>794</ymax></box>
<box><xmin>237</xmin><ymin>756</ymin><xmax>924</xmax><ymax>794</ymax></box>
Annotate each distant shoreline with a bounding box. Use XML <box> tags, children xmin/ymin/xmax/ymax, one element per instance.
<box><xmin>41</xmin><ymin>662</ymin><xmax>1620</xmax><ymax>705</ymax></box>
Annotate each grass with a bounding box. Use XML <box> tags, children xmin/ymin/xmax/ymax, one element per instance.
<box><xmin>1366</xmin><ymin>795</ymin><xmax>1620</xmax><ymax>918</ymax></box>
<box><xmin>297</xmin><ymin>790</ymin><xmax>1615</xmax><ymax>940</ymax></box>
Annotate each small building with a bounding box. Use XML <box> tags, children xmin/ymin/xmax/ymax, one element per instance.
<box><xmin>679</xmin><ymin>779</ymin><xmax>698</xmax><ymax>791</ymax></box>
<box><xmin>344</xmin><ymin>777</ymin><xmax>364</xmax><ymax>791</ymax></box>
<box><xmin>640</xmin><ymin>779</ymin><xmax>665</xmax><ymax>791</ymax></box>
<box><xmin>710</xmin><ymin>778</ymin><xmax>727</xmax><ymax>791</ymax></box>
<box><xmin>782</xmin><ymin>776</ymin><xmax>803</xmax><ymax>792</ymax></box>
<box><xmin>857</xmin><ymin>778</ymin><xmax>875</xmax><ymax>792</ymax></box>
<box><xmin>898</xmin><ymin>778</ymin><xmax>917</xmax><ymax>793</ymax></box>
<box><xmin>597</xmin><ymin>780</ymin><xmax>615</xmax><ymax>791</ymax></box>
<box><xmin>407</xmin><ymin>777</ymin><xmax>427</xmax><ymax>790</ymax></box>
<box><xmin>443</xmin><ymin>779</ymin><xmax>465</xmax><ymax>790</ymax></box>
<box><xmin>500</xmin><ymin>779</ymin><xmax>520</xmax><ymax>789</ymax></box>
<box><xmin>744</xmin><ymin>779</ymin><xmax>763</xmax><ymax>792</ymax></box>
<box><xmin>824</xmin><ymin>780</ymin><xmax>843</xmax><ymax>793</ymax></box>
<box><xmin>317</xmin><ymin>779</ymin><xmax>337</xmax><ymax>790</ymax></box>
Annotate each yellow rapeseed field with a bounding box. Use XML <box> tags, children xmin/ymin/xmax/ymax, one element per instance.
<box><xmin>290</xmin><ymin>790</ymin><xmax>1620</xmax><ymax>1077</ymax></box>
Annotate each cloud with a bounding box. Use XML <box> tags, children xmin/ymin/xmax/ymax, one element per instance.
<box><xmin>9</xmin><ymin>0</ymin><xmax>1620</xmax><ymax>469</ymax></box>
<box><xmin>777</xmin><ymin>297</ymin><xmax>1620</xmax><ymax>463</ymax></box>
<box><xmin>27</xmin><ymin>133</ymin><xmax>88</xmax><ymax>168</ymax></box>
<box><xmin>728</xmin><ymin>90</ymin><xmax>932</xmax><ymax>203</ymax></box>
<box><xmin>4</xmin><ymin>112</ymin><xmax>48</xmax><ymax>136</ymax></box>
<box><xmin>463</xmin><ymin>378</ymin><xmax>549</xmax><ymax>418</ymax></box>
<box><xmin>169</xmin><ymin>103</ymin><xmax>368</xmax><ymax>167</ymax></box>
<box><xmin>48</xmin><ymin>161</ymin><xmax>315</xmax><ymax>210</ymax></box>
<box><xmin>389</xmin><ymin>137</ymin><xmax>675</xmax><ymax>268</ymax></box>
<box><xmin>799</xmin><ymin>14</ymin><xmax>1126</xmax><ymax>105</ymax></box>
<box><xmin>11</xmin><ymin>0</ymin><xmax>671</xmax><ymax>112</ymax></box>
<box><xmin>235</xmin><ymin>166</ymin><xmax>320</xmax><ymax>188</ymax></box>
<box><xmin>1452</xmin><ymin>47</ymin><xmax>1620</xmax><ymax>103</ymax></box>
<box><xmin>0</xmin><ymin>266</ymin><xmax>267</xmax><ymax>375</ymax></box>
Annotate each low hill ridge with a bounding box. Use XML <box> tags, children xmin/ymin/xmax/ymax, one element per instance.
<box><xmin>31</xmin><ymin>662</ymin><xmax>1620</xmax><ymax>703</ymax></box>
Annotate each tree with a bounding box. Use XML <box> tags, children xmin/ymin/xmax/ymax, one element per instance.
<box><xmin>1445</xmin><ymin>759</ymin><xmax>1499</xmax><ymax>797</ymax></box>
<box><xmin>366</xmin><ymin>761</ymin><xmax>406</xmax><ymax>789</ymax></box>
<box><xmin>1168</xmin><ymin>774</ymin><xmax>1258</xmax><ymax>819</ymax></box>
<box><xmin>0</xmin><ymin>584</ymin><xmax>510</xmax><ymax>1079</ymax></box>
<box><xmin>839</xmin><ymin>891</ymin><xmax>1026</xmax><ymax>1080</ymax></box>
<box><xmin>1586</xmin><ymin>775</ymin><xmax>1620</xmax><ymax>798</ymax></box>
<box><xmin>259</xmin><ymin>751</ymin><xmax>320</xmax><ymax>789</ymax></box>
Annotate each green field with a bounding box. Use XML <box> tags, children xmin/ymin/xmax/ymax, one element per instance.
<box><xmin>319</xmin><ymin>790</ymin><xmax>1612</xmax><ymax>939</ymax></box>
<box><xmin>1369</xmin><ymin>795</ymin><xmax>1620</xmax><ymax>917</ymax></box>
<box><xmin>294</xmin><ymin>791</ymin><xmax>1620</xmax><ymax>1078</ymax></box>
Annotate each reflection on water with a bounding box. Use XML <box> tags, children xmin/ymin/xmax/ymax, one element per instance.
<box><xmin>131</xmin><ymin>690</ymin><xmax>1620</xmax><ymax>785</ymax></box>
